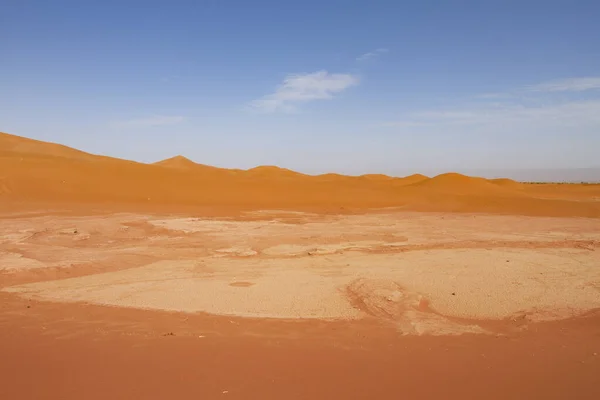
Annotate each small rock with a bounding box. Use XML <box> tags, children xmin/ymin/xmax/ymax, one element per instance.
<box><xmin>162</xmin><ymin>332</ymin><xmax>175</xmax><ymax>336</ymax></box>
<box><xmin>26</xmin><ymin>305</ymin><xmax>31</xmax><ymax>309</ymax></box>
<box><xmin>452</xmin><ymin>292</ymin><xmax>456</xmax><ymax>296</ymax></box>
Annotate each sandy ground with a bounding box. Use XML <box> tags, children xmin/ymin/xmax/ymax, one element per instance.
<box><xmin>0</xmin><ymin>209</ymin><xmax>600</xmax><ymax>399</ymax></box>
<box><xmin>1</xmin><ymin>132</ymin><xmax>600</xmax><ymax>399</ymax></box>
<box><xmin>2</xmin><ymin>211</ymin><xmax>599</xmax><ymax>337</ymax></box>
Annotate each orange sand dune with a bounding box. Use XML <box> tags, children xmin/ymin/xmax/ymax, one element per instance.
<box><xmin>246</xmin><ymin>165</ymin><xmax>307</xmax><ymax>179</ymax></box>
<box><xmin>490</xmin><ymin>177</ymin><xmax>522</xmax><ymax>188</ymax></box>
<box><xmin>392</xmin><ymin>173</ymin><xmax>429</xmax><ymax>186</ymax></box>
<box><xmin>154</xmin><ymin>155</ymin><xmax>205</xmax><ymax>169</ymax></box>
<box><xmin>1</xmin><ymin>132</ymin><xmax>599</xmax><ymax>217</ymax></box>
<box><xmin>359</xmin><ymin>173</ymin><xmax>393</xmax><ymax>181</ymax></box>
<box><xmin>313</xmin><ymin>172</ymin><xmax>354</xmax><ymax>182</ymax></box>
<box><xmin>0</xmin><ymin>131</ymin><xmax>96</xmax><ymax>161</ymax></box>
<box><xmin>154</xmin><ymin>155</ymin><xmax>243</xmax><ymax>176</ymax></box>
<box><xmin>410</xmin><ymin>172</ymin><xmax>521</xmax><ymax>195</ymax></box>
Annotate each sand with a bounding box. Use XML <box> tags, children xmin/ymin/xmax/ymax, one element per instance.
<box><xmin>2</xmin><ymin>211</ymin><xmax>599</xmax><ymax>336</ymax></box>
<box><xmin>1</xmin><ymin>293</ymin><xmax>598</xmax><ymax>400</ymax></box>
<box><xmin>2</xmin><ymin>131</ymin><xmax>600</xmax><ymax>217</ymax></box>
<box><xmin>1</xmin><ymin>131</ymin><xmax>600</xmax><ymax>398</ymax></box>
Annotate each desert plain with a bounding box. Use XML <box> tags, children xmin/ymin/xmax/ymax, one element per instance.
<box><xmin>1</xmin><ymin>131</ymin><xmax>600</xmax><ymax>399</ymax></box>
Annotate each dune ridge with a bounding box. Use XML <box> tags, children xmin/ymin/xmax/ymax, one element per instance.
<box><xmin>490</xmin><ymin>178</ymin><xmax>521</xmax><ymax>187</ymax></box>
<box><xmin>246</xmin><ymin>165</ymin><xmax>307</xmax><ymax>179</ymax></box>
<box><xmin>154</xmin><ymin>155</ymin><xmax>200</xmax><ymax>169</ymax></box>
<box><xmin>409</xmin><ymin>172</ymin><xmax>521</xmax><ymax>195</ymax></box>
<box><xmin>1</xmin><ymin>131</ymin><xmax>599</xmax><ymax>217</ymax></box>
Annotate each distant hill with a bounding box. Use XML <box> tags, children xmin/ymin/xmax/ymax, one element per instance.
<box><xmin>463</xmin><ymin>168</ymin><xmax>600</xmax><ymax>183</ymax></box>
<box><xmin>154</xmin><ymin>155</ymin><xmax>200</xmax><ymax>169</ymax></box>
<box><xmin>153</xmin><ymin>155</ymin><xmax>241</xmax><ymax>175</ymax></box>
<box><xmin>410</xmin><ymin>173</ymin><xmax>519</xmax><ymax>195</ymax></box>
<box><xmin>397</xmin><ymin>173</ymin><xmax>429</xmax><ymax>185</ymax></box>
<box><xmin>1</xmin><ymin>131</ymin><xmax>599</xmax><ymax>217</ymax></box>
<box><xmin>0</xmin><ymin>131</ymin><xmax>97</xmax><ymax>161</ymax></box>
<box><xmin>245</xmin><ymin>165</ymin><xmax>307</xmax><ymax>178</ymax></box>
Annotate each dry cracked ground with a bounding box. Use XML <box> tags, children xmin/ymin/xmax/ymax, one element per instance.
<box><xmin>2</xmin><ymin>210</ymin><xmax>599</xmax><ymax>336</ymax></box>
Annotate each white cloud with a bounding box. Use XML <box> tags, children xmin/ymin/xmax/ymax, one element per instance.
<box><xmin>250</xmin><ymin>70</ymin><xmax>359</xmax><ymax>113</ymax></box>
<box><xmin>380</xmin><ymin>76</ymin><xmax>600</xmax><ymax>132</ymax></box>
<box><xmin>376</xmin><ymin>76</ymin><xmax>600</xmax><ymax>171</ymax></box>
<box><xmin>383</xmin><ymin>100</ymin><xmax>600</xmax><ymax>129</ymax></box>
<box><xmin>379</xmin><ymin>99</ymin><xmax>600</xmax><ymax>170</ymax></box>
<box><xmin>111</xmin><ymin>115</ymin><xmax>185</xmax><ymax>129</ymax></box>
<box><xmin>527</xmin><ymin>77</ymin><xmax>600</xmax><ymax>92</ymax></box>
<box><xmin>356</xmin><ymin>48</ymin><xmax>389</xmax><ymax>62</ymax></box>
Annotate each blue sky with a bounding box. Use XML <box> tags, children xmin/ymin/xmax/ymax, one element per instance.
<box><xmin>2</xmin><ymin>0</ymin><xmax>600</xmax><ymax>176</ymax></box>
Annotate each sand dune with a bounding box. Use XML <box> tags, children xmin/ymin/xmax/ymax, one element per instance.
<box><xmin>1</xmin><ymin>131</ymin><xmax>599</xmax><ymax>217</ymax></box>
<box><xmin>414</xmin><ymin>172</ymin><xmax>496</xmax><ymax>188</ymax></box>
<box><xmin>384</xmin><ymin>173</ymin><xmax>430</xmax><ymax>187</ymax></box>
<box><xmin>0</xmin><ymin>131</ymin><xmax>96</xmax><ymax>161</ymax></box>
<box><xmin>490</xmin><ymin>177</ymin><xmax>523</xmax><ymax>188</ymax></box>
<box><xmin>154</xmin><ymin>155</ymin><xmax>243</xmax><ymax>177</ymax></box>
<box><xmin>397</xmin><ymin>173</ymin><xmax>429</xmax><ymax>185</ymax></box>
<box><xmin>154</xmin><ymin>155</ymin><xmax>204</xmax><ymax>169</ymax></box>
<box><xmin>359</xmin><ymin>173</ymin><xmax>393</xmax><ymax>181</ymax></box>
<box><xmin>314</xmin><ymin>172</ymin><xmax>354</xmax><ymax>182</ymax></box>
<box><xmin>246</xmin><ymin>165</ymin><xmax>307</xmax><ymax>179</ymax></box>
<box><xmin>410</xmin><ymin>172</ymin><xmax>522</xmax><ymax>196</ymax></box>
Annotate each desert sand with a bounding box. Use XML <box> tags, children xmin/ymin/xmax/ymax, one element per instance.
<box><xmin>1</xmin><ymin>131</ymin><xmax>600</xmax><ymax>399</ymax></box>
<box><xmin>2</xmin><ymin>131</ymin><xmax>600</xmax><ymax>217</ymax></box>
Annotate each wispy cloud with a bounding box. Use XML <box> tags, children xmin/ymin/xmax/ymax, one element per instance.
<box><xmin>356</xmin><ymin>48</ymin><xmax>389</xmax><ymax>62</ymax></box>
<box><xmin>384</xmin><ymin>101</ymin><xmax>600</xmax><ymax>128</ymax></box>
<box><xmin>476</xmin><ymin>76</ymin><xmax>600</xmax><ymax>100</ymax></box>
<box><xmin>249</xmin><ymin>70</ymin><xmax>359</xmax><ymax>113</ymax></box>
<box><xmin>381</xmin><ymin>76</ymin><xmax>600</xmax><ymax>135</ymax></box>
<box><xmin>111</xmin><ymin>115</ymin><xmax>185</xmax><ymax>129</ymax></box>
<box><xmin>527</xmin><ymin>77</ymin><xmax>600</xmax><ymax>92</ymax></box>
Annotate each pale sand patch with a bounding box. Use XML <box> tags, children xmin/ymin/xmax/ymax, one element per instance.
<box><xmin>247</xmin><ymin>210</ymin><xmax>318</xmax><ymax>216</ymax></box>
<box><xmin>215</xmin><ymin>247</ymin><xmax>258</xmax><ymax>257</ymax></box>
<box><xmin>2</xmin><ymin>211</ymin><xmax>599</xmax><ymax>335</ymax></box>
<box><xmin>262</xmin><ymin>241</ymin><xmax>387</xmax><ymax>256</ymax></box>
<box><xmin>146</xmin><ymin>213</ymin><xmax>600</xmax><ymax>245</ymax></box>
<box><xmin>150</xmin><ymin>218</ymin><xmax>279</xmax><ymax>234</ymax></box>
<box><xmin>0</xmin><ymin>232</ymin><xmax>36</xmax><ymax>245</ymax></box>
<box><xmin>4</xmin><ymin>260</ymin><xmax>361</xmax><ymax>320</ymax></box>
<box><xmin>4</xmin><ymin>248</ymin><xmax>600</xmax><ymax>334</ymax></box>
<box><xmin>0</xmin><ymin>251</ymin><xmax>47</xmax><ymax>271</ymax></box>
